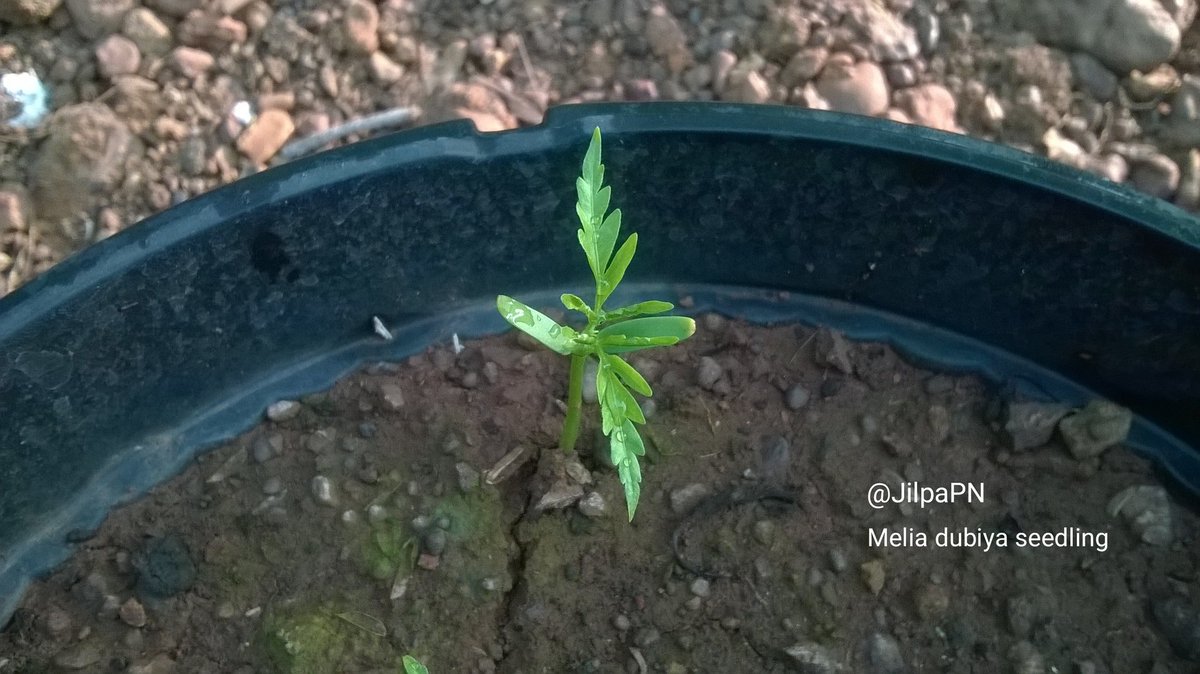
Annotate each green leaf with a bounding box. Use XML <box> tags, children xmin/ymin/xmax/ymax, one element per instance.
<box><xmin>598</xmin><ymin>334</ymin><xmax>679</xmax><ymax>354</ymax></box>
<box><xmin>402</xmin><ymin>655</ymin><xmax>429</xmax><ymax>674</ymax></box>
<box><xmin>601</xmin><ymin>300</ymin><xmax>674</xmax><ymax>323</ymax></box>
<box><xmin>606</xmin><ymin>353</ymin><xmax>651</xmax><ymax>396</ymax></box>
<box><xmin>496</xmin><ymin>295</ymin><xmax>581</xmax><ymax>356</ymax></box>
<box><xmin>595</xmin><ymin>208</ymin><xmax>621</xmax><ymax>277</ymax></box>
<box><xmin>599</xmin><ymin>316</ymin><xmax>696</xmax><ymax>342</ymax></box>
<box><xmin>599</xmin><ymin>230</ymin><xmax>635</xmax><ymax>306</ymax></box>
<box><xmin>582</xmin><ymin>127</ymin><xmax>603</xmax><ymax>188</ymax></box>
<box><xmin>612</xmin><ymin>419</ymin><xmax>645</xmax><ymax>520</ymax></box>
<box><xmin>560</xmin><ymin>293</ymin><xmax>594</xmax><ymax>320</ymax></box>
<box><xmin>604</xmin><ymin>374</ymin><xmax>645</xmax><ymax>425</ymax></box>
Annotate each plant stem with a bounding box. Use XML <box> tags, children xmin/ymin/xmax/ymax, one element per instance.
<box><xmin>560</xmin><ymin>353</ymin><xmax>586</xmax><ymax>452</ymax></box>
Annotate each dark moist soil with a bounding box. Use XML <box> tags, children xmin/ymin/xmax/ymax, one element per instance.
<box><xmin>2</xmin><ymin>317</ymin><xmax>1198</xmax><ymax>674</ymax></box>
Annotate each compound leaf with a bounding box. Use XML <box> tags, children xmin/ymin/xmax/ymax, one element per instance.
<box><xmin>496</xmin><ymin>295</ymin><xmax>580</xmax><ymax>356</ymax></box>
<box><xmin>602</xmin><ymin>300</ymin><xmax>674</xmax><ymax>323</ymax></box>
<box><xmin>606</xmin><ymin>353</ymin><xmax>651</xmax><ymax>397</ymax></box>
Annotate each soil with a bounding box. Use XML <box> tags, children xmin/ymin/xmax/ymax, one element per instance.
<box><xmin>2</xmin><ymin>317</ymin><xmax>1199</xmax><ymax>673</ymax></box>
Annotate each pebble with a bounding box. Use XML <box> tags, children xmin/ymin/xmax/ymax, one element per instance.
<box><xmin>266</xmin><ymin>400</ymin><xmax>300</xmax><ymax>422</ymax></box>
<box><xmin>177</xmin><ymin>11</ymin><xmax>247</xmax><ymax>50</ymax></box>
<box><xmin>860</xmin><ymin>559</ymin><xmax>886</xmax><ymax>595</ymax></box>
<box><xmin>785</xmin><ymin>383</ymin><xmax>811</xmax><ymax>410</ymax></box>
<box><xmin>1152</xmin><ymin>595</ymin><xmax>1200</xmax><ymax>661</ymax></box>
<box><xmin>379</xmin><ymin>383</ymin><xmax>405</xmax><ymax>410</ymax></box>
<box><xmin>753</xmin><ymin>519</ymin><xmax>776</xmax><ymax>545</ymax></box>
<box><xmin>785</xmin><ymin>643</ymin><xmax>841</xmax><ymax>673</ymax></box>
<box><xmin>1128</xmin><ymin>153</ymin><xmax>1181</xmax><ymax>199</ymax></box>
<box><xmin>1008</xmin><ymin>640</ymin><xmax>1046</xmax><ymax>674</ymax></box>
<box><xmin>689</xmin><ymin>578</ymin><xmax>711</xmax><ymax>597</ymax></box>
<box><xmin>369</xmin><ymin>52</ymin><xmax>405</xmax><ymax>84</ymax></box>
<box><xmin>634</xmin><ymin>626</ymin><xmax>661</xmax><ymax>647</ymax></box>
<box><xmin>52</xmin><ymin>643</ymin><xmax>102</xmax><ymax>670</ymax></box>
<box><xmin>65</xmin><ymin>0</ymin><xmax>134</xmax><ymax>38</ymax></box>
<box><xmin>310</xmin><ymin>475</ymin><xmax>337</xmax><ymax>506</ymax></box>
<box><xmin>122</xmin><ymin>8</ymin><xmax>172</xmax><ymax>57</ymax></box>
<box><xmin>815</xmin><ymin>54</ymin><xmax>890</xmax><ymax>116</ymax></box>
<box><xmin>780</xmin><ymin>47</ymin><xmax>828</xmax><ymax>88</ymax></box>
<box><xmin>697</xmin><ymin>356</ymin><xmax>723</xmax><ymax>390</ymax></box>
<box><xmin>828</xmin><ymin>548</ymin><xmax>848</xmax><ymax>573</ymax></box>
<box><xmin>132</xmin><ymin>535</ymin><xmax>196</xmax><ymax>598</ymax></box>
<box><xmin>236</xmin><ymin>109</ymin><xmax>294</xmax><ymax>164</ymax></box>
<box><xmin>578</xmin><ymin>491</ymin><xmax>607</xmax><ymax>518</ymax></box>
<box><xmin>1004</xmin><ymin>401</ymin><xmax>1071</xmax><ymax>451</ymax></box>
<box><xmin>1058</xmin><ymin>400</ymin><xmax>1132</xmax><ymax>459</ymax></box>
<box><xmin>423</xmin><ymin>528</ymin><xmax>447</xmax><ymax>555</ymax></box>
<box><xmin>914</xmin><ymin>583</ymin><xmax>950</xmax><ymax>621</ymax></box>
<box><xmin>1108</xmin><ymin>484</ymin><xmax>1172</xmax><ymax>545</ymax></box>
<box><xmin>670</xmin><ymin>483</ymin><xmax>712</xmax><ymax>514</ymax></box>
<box><xmin>455</xmin><ymin>462</ymin><xmax>480</xmax><ymax>493</ymax></box>
<box><xmin>169</xmin><ymin>46</ymin><xmax>214</xmax><ymax>79</ymax></box>
<box><xmin>119</xmin><ymin>597</ymin><xmax>147</xmax><ymax>627</ymax></box>
<box><xmin>305</xmin><ymin>428</ymin><xmax>336</xmax><ymax>453</ymax></box>
<box><xmin>722</xmin><ymin>69</ymin><xmax>771</xmax><ymax>103</ymax></box>
<box><xmin>613</xmin><ymin>614</ymin><xmax>632</xmax><ymax>631</ymax></box>
<box><xmin>644</xmin><ymin>5</ymin><xmax>690</xmax><ymax>74</ymax></box>
<box><xmin>894</xmin><ymin>83</ymin><xmax>960</xmax><ymax>132</ymax></box>
<box><xmin>866</xmin><ymin>632</ymin><xmax>906</xmax><ymax>673</ymax></box>
<box><xmin>31</xmin><ymin>103</ymin><xmax>132</xmax><ymax>224</ymax></box>
<box><xmin>343</xmin><ymin>0</ymin><xmax>379</xmax><ymax>54</ymax></box>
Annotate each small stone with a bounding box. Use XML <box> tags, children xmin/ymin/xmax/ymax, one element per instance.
<box><xmin>310</xmin><ymin>475</ymin><xmax>337</xmax><ymax>506</ymax></box>
<box><xmin>379</xmin><ymin>383</ymin><xmax>405</xmax><ymax>410</ymax></box>
<box><xmin>417</xmin><ymin>553</ymin><xmax>439</xmax><ymax>571</ymax></box>
<box><xmin>0</xmin><ymin>187</ymin><xmax>31</xmax><ymax>232</ymax></box>
<box><xmin>722</xmin><ymin>69</ymin><xmax>771</xmax><ymax>103</ymax></box>
<box><xmin>785</xmin><ymin>643</ymin><xmax>841</xmax><ymax>673</ymax></box>
<box><xmin>753</xmin><ymin>520</ymin><xmax>776</xmax><ymax>545</ymax></box>
<box><xmin>0</xmin><ymin>0</ymin><xmax>62</xmax><ymax>24</ymax></box>
<box><xmin>1058</xmin><ymin>400</ymin><xmax>1132</xmax><ymax>459</ymax></box>
<box><xmin>1108</xmin><ymin>485</ymin><xmax>1172</xmax><ymax>545</ymax></box>
<box><xmin>177</xmin><ymin>10</ymin><xmax>247</xmax><ymax>50</ymax></box>
<box><xmin>927</xmin><ymin>405</ymin><xmax>951</xmax><ymax>444</ymax></box>
<box><xmin>122</xmin><ymin>8</ymin><xmax>172</xmax><ymax>56</ymax></box>
<box><xmin>369</xmin><ymin>52</ymin><xmax>404</xmax><ymax>83</ymax></box>
<box><xmin>634</xmin><ymin>626</ymin><xmax>661</xmax><ymax>647</ymax></box>
<box><xmin>814</xmin><ymin>328</ymin><xmax>854</xmax><ymax>374</ymax></box>
<box><xmin>1004</xmin><ymin>402</ymin><xmax>1071</xmax><ymax>451</ymax></box>
<box><xmin>423</xmin><ymin>528</ymin><xmax>447</xmax><ymax>556</ymax></box>
<box><xmin>119</xmin><ymin>597</ymin><xmax>147</xmax><ymax>627</ymax></box>
<box><xmin>168</xmin><ymin>46</ymin><xmax>214</xmax><ymax>79</ymax></box>
<box><xmin>1152</xmin><ymin>595</ymin><xmax>1200</xmax><ymax>661</ymax></box>
<box><xmin>126</xmin><ymin>654</ymin><xmax>177</xmax><ymax>674</ymax></box>
<box><xmin>697</xmin><ymin>356</ymin><xmax>723</xmax><ymax>389</ymax></box>
<box><xmin>266</xmin><ymin>400</ymin><xmax>300</xmax><ymax>422</ymax></box>
<box><xmin>1070</xmin><ymin>52</ymin><xmax>1118</xmax><ymax>101</ymax></box>
<box><xmin>1128</xmin><ymin>153</ymin><xmax>1181</xmax><ymax>199</ymax></box>
<box><xmin>534</xmin><ymin>482</ymin><xmax>584</xmax><ymax>512</ymax></box>
<box><xmin>815</xmin><ymin>55</ymin><xmax>889</xmax><ymax>116</ymax></box>
<box><xmin>262</xmin><ymin>476</ymin><xmax>283</xmax><ymax>494</ymax></box>
<box><xmin>66</xmin><ymin>0</ymin><xmax>135</xmax><ymax>39</ymax></box>
<box><xmin>670</xmin><ymin>483</ymin><xmax>712</xmax><ymax>514</ymax></box>
<box><xmin>578</xmin><ymin>491</ymin><xmax>607</xmax><ymax>518</ymax></box>
<box><xmin>828</xmin><ymin>548</ymin><xmax>848</xmax><ymax>573</ymax></box>
<box><xmin>780</xmin><ymin>47</ymin><xmax>828</xmax><ymax>88</ymax></box>
<box><xmin>758</xmin><ymin>435</ymin><xmax>791</xmax><ymax>478</ymax></box>
<box><xmin>894</xmin><ymin>84</ymin><xmax>960</xmax><ymax>132</ymax></box>
<box><xmin>866</xmin><ymin>633</ymin><xmax>905</xmax><ymax>673</ymax></box>
<box><xmin>132</xmin><ymin>535</ymin><xmax>195</xmax><ymax>598</ymax></box>
<box><xmin>455</xmin><ymin>462</ymin><xmax>480</xmax><ymax>493</ymax></box>
<box><xmin>860</xmin><ymin>559</ymin><xmax>885</xmax><ymax>595</ymax></box>
<box><xmin>32</xmin><ymin>103</ymin><xmax>133</xmax><ymax>224</ymax></box>
<box><xmin>1008</xmin><ymin>640</ymin><xmax>1046</xmax><ymax>674</ymax></box>
<box><xmin>785</xmin><ymin>384</ymin><xmax>811</xmax><ymax>410</ymax></box>
<box><xmin>44</xmin><ymin>608</ymin><xmax>72</xmax><ymax>639</ymax></box>
<box><xmin>305</xmin><ymin>428</ymin><xmax>336</xmax><ymax>453</ymax></box>
<box><xmin>53</xmin><ymin>643</ymin><xmax>102</xmax><ymax>670</ymax></box>
<box><xmin>644</xmin><ymin>5</ymin><xmax>690</xmax><ymax>74</ymax></box>
<box><xmin>613</xmin><ymin>614</ymin><xmax>632</xmax><ymax>631</ymax></box>
<box><xmin>251</xmin><ymin>435</ymin><xmax>279</xmax><ymax>463</ymax></box>
<box><xmin>236</xmin><ymin>109</ymin><xmax>294</xmax><ymax>164</ymax></box>
<box><xmin>689</xmin><ymin>578</ymin><xmax>711</xmax><ymax>597</ymax></box>
<box><xmin>914</xmin><ymin>583</ymin><xmax>949</xmax><ymax>621</ymax></box>
<box><xmin>343</xmin><ymin>0</ymin><xmax>379</xmax><ymax>55</ymax></box>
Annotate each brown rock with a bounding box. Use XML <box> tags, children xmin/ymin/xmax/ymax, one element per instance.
<box><xmin>122</xmin><ymin>7</ymin><xmax>172</xmax><ymax>57</ymax></box>
<box><xmin>236</xmin><ymin>109</ymin><xmax>294</xmax><ymax>164</ymax></box>
<box><xmin>0</xmin><ymin>0</ymin><xmax>62</xmax><ymax>25</ymax></box>
<box><xmin>722</xmin><ymin>70</ymin><xmax>771</xmax><ymax>103</ymax></box>
<box><xmin>177</xmin><ymin>10</ymin><xmax>247</xmax><ymax>50</ymax></box>
<box><xmin>146</xmin><ymin>0</ymin><xmax>199</xmax><ymax>18</ymax></box>
<box><xmin>368</xmin><ymin>52</ymin><xmax>404</xmax><ymax>84</ymax></box>
<box><xmin>95</xmin><ymin>34</ymin><xmax>142</xmax><ymax>79</ymax></box>
<box><xmin>65</xmin><ymin>0</ymin><xmax>134</xmax><ymax>38</ymax></box>
<box><xmin>119</xmin><ymin>597</ymin><xmax>147</xmax><ymax>627</ymax></box>
<box><xmin>644</xmin><ymin>5</ymin><xmax>690</xmax><ymax>74</ymax></box>
<box><xmin>814</xmin><ymin>54</ymin><xmax>889</xmax><ymax>116</ymax></box>
<box><xmin>31</xmin><ymin>103</ymin><xmax>133</xmax><ymax>224</ymax></box>
<box><xmin>894</xmin><ymin>84</ymin><xmax>961</xmax><ymax>132</ymax></box>
<box><xmin>780</xmin><ymin>47</ymin><xmax>828</xmax><ymax>88</ymax></box>
<box><xmin>423</xmin><ymin>82</ymin><xmax>518</xmax><ymax>133</ymax></box>
<box><xmin>0</xmin><ymin>185</ymin><xmax>32</xmax><ymax>232</ymax></box>
<box><xmin>257</xmin><ymin>91</ymin><xmax>295</xmax><ymax>111</ymax></box>
<box><xmin>343</xmin><ymin>0</ymin><xmax>379</xmax><ymax>55</ymax></box>
<box><xmin>168</xmin><ymin>46</ymin><xmax>214</xmax><ymax>79</ymax></box>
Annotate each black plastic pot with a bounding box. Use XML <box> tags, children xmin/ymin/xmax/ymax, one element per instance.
<box><xmin>1</xmin><ymin>103</ymin><xmax>1199</xmax><ymax>622</ymax></box>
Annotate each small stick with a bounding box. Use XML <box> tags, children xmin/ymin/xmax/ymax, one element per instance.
<box><xmin>278</xmin><ymin>106</ymin><xmax>421</xmax><ymax>160</ymax></box>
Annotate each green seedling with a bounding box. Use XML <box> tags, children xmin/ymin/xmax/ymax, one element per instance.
<box><xmin>402</xmin><ymin>655</ymin><xmax>429</xmax><ymax>674</ymax></box>
<box><xmin>496</xmin><ymin>127</ymin><xmax>696</xmax><ymax>520</ymax></box>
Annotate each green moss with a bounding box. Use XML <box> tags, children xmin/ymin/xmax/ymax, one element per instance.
<box><xmin>258</xmin><ymin>603</ymin><xmax>397</xmax><ymax>674</ymax></box>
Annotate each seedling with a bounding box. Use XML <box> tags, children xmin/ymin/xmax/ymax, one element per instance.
<box><xmin>497</xmin><ymin>127</ymin><xmax>696</xmax><ymax>520</ymax></box>
<box><xmin>402</xmin><ymin>655</ymin><xmax>429</xmax><ymax>674</ymax></box>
